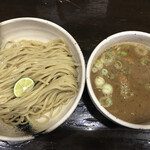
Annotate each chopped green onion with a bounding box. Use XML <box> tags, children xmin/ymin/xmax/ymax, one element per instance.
<box><xmin>108</xmin><ymin>73</ymin><xmax>115</xmax><ymax>80</ymax></box>
<box><xmin>135</xmin><ymin>47</ymin><xmax>148</xmax><ymax>56</ymax></box>
<box><xmin>117</xmin><ymin>51</ymin><xmax>127</xmax><ymax>60</ymax></box>
<box><xmin>121</xmin><ymin>51</ymin><xmax>127</xmax><ymax>56</ymax></box>
<box><xmin>94</xmin><ymin>59</ymin><xmax>103</xmax><ymax>70</ymax></box>
<box><xmin>102</xmin><ymin>83</ymin><xmax>113</xmax><ymax>95</ymax></box>
<box><xmin>95</xmin><ymin>76</ymin><xmax>105</xmax><ymax>88</ymax></box>
<box><xmin>101</xmin><ymin>51</ymin><xmax>114</xmax><ymax>66</ymax></box>
<box><xmin>116</xmin><ymin>51</ymin><xmax>122</xmax><ymax>60</ymax></box>
<box><xmin>114</xmin><ymin>61</ymin><xmax>122</xmax><ymax>69</ymax></box>
<box><xmin>141</xmin><ymin>59</ymin><xmax>147</xmax><ymax>65</ymax></box>
<box><xmin>99</xmin><ymin>96</ymin><xmax>112</xmax><ymax>108</ymax></box>
<box><xmin>92</xmin><ymin>67</ymin><xmax>98</xmax><ymax>73</ymax></box>
<box><xmin>101</xmin><ymin>68</ymin><xmax>108</xmax><ymax>76</ymax></box>
<box><xmin>141</xmin><ymin>57</ymin><xmax>149</xmax><ymax>66</ymax></box>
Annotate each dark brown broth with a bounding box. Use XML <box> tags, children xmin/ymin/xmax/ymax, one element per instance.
<box><xmin>91</xmin><ymin>42</ymin><xmax>150</xmax><ymax>124</ymax></box>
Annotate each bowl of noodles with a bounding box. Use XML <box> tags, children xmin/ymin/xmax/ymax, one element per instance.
<box><xmin>87</xmin><ymin>31</ymin><xmax>150</xmax><ymax>129</ymax></box>
<box><xmin>0</xmin><ymin>17</ymin><xmax>85</xmax><ymax>141</ymax></box>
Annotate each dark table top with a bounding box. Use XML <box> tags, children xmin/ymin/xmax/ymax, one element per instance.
<box><xmin>1</xmin><ymin>0</ymin><xmax>150</xmax><ymax>149</ymax></box>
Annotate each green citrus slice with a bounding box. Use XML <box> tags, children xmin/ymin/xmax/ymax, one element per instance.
<box><xmin>14</xmin><ymin>77</ymin><xmax>34</xmax><ymax>97</ymax></box>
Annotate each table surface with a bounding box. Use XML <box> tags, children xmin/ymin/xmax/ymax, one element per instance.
<box><xmin>1</xmin><ymin>0</ymin><xmax>150</xmax><ymax>149</ymax></box>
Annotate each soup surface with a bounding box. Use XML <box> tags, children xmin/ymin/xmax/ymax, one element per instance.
<box><xmin>91</xmin><ymin>42</ymin><xmax>150</xmax><ymax>124</ymax></box>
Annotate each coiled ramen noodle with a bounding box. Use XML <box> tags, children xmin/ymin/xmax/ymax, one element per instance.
<box><xmin>0</xmin><ymin>39</ymin><xmax>78</xmax><ymax>128</ymax></box>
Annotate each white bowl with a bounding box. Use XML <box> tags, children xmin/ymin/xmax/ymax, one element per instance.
<box><xmin>0</xmin><ymin>17</ymin><xmax>85</xmax><ymax>142</ymax></box>
<box><xmin>86</xmin><ymin>31</ymin><xmax>150</xmax><ymax>130</ymax></box>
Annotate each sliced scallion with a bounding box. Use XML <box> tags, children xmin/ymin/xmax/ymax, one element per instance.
<box><xmin>101</xmin><ymin>51</ymin><xmax>114</xmax><ymax>65</ymax></box>
<box><xmin>95</xmin><ymin>76</ymin><xmax>105</xmax><ymax>88</ymax></box>
<box><xmin>102</xmin><ymin>83</ymin><xmax>113</xmax><ymax>95</ymax></box>
<box><xmin>101</xmin><ymin>68</ymin><xmax>108</xmax><ymax>76</ymax></box>
<box><xmin>108</xmin><ymin>70</ymin><xmax>115</xmax><ymax>80</ymax></box>
<box><xmin>99</xmin><ymin>96</ymin><xmax>112</xmax><ymax>108</ymax></box>
<box><xmin>109</xmin><ymin>73</ymin><xmax>115</xmax><ymax>80</ymax></box>
<box><xmin>117</xmin><ymin>51</ymin><xmax>127</xmax><ymax>60</ymax></box>
<box><xmin>135</xmin><ymin>47</ymin><xmax>148</xmax><ymax>56</ymax></box>
<box><xmin>92</xmin><ymin>67</ymin><xmax>98</xmax><ymax>73</ymax></box>
<box><xmin>94</xmin><ymin>59</ymin><xmax>103</xmax><ymax>70</ymax></box>
<box><xmin>121</xmin><ymin>51</ymin><xmax>127</xmax><ymax>56</ymax></box>
<box><xmin>114</xmin><ymin>61</ymin><xmax>122</xmax><ymax>69</ymax></box>
<box><xmin>141</xmin><ymin>57</ymin><xmax>149</xmax><ymax>66</ymax></box>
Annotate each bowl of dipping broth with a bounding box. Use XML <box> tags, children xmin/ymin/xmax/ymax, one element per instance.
<box><xmin>0</xmin><ymin>17</ymin><xmax>85</xmax><ymax>142</ymax></box>
<box><xmin>86</xmin><ymin>31</ymin><xmax>150</xmax><ymax>129</ymax></box>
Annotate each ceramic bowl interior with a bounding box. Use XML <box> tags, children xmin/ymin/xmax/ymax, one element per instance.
<box><xmin>0</xmin><ymin>17</ymin><xmax>85</xmax><ymax>142</ymax></box>
<box><xmin>86</xmin><ymin>31</ymin><xmax>150</xmax><ymax>130</ymax></box>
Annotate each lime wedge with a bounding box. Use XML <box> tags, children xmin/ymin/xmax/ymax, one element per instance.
<box><xmin>14</xmin><ymin>77</ymin><xmax>34</xmax><ymax>97</ymax></box>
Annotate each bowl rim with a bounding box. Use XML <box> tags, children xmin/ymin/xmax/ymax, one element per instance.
<box><xmin>86</xmin><ymin>31</ymin><xmax>150</xmax><ymax>130</ymax></box>
<box><xmin>0</xmin><ymin>17</ymin><xmax>85</xmax><ymax>141</ymax></box>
